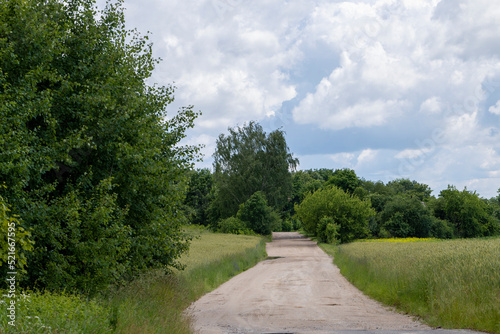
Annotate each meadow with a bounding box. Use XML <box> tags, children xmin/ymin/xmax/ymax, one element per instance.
<box><xmin>0</xmin><ymin>226</ymin><xmax>266</xmax><ymax>333</ymax></box>
<box><xmin>321</xmin><ymin>237</ymin><xmax>500</xmax><ymax>333</ymax></box>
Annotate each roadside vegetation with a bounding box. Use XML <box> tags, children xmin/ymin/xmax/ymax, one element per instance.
<box><xmin>320</xmin><ymin>237</ymin><xmax>500</xmax><ymax>334</ymax></box>
<box><xmin>0</xmin><ymin>226</ymin><xmax>266</xmax><ymax>333</ymax></box>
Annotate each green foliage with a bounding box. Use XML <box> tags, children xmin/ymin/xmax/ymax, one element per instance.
<box><xmin>236</xmin><ymin>191</ymin><xmax>281</xmax><ymax>235</ymax></box>
<box><xmin>212</xmin><ymin>121</ymin><xmax>298</xmax><ymax>220</ymax></box>
<box><xmin>218</xmin><ymin>217</ymin><xmax>254</xmax><ymax>235</ymax></box>
<box><xmin>184</xmin><ymin>168</ymin><xmax>213</xmax><ymax>225</ymax></box>
<box><xmin>281</xmin><ymin>219</ymin><xmax>293</xmax><ymax>232</ymax></box>
<box><xmin>380</xmin><ymin>196</ymin><xmax>435</xmax><ymax>238</ymax></box>
<box><xmin>316</xmin><ymin>216</ymin><xmax>339</xmax><ymax>244</ymax></box>
<box><xmin>324</xmin><ymin>168</ymin><xmax>361</xmax><ymax>194</ymax></box>
<box><xmin>28</xmin><ymin>178</ymin><xmax>132</xmax><ymax>294</ymax></box>
<box><xmin>0</xmin><ymin>0</ymin><xmax>199</xmax><ymax>293</ymax></box>
<box><xmin>386</xmin><ymin>179</ymin><xmax>433</xmax><ymax>201</ymax></box>
<box><xmin>0</xmin><ymin>194</ymin><xmax>34</xmax><ymax>276</ymax></box>
<box><xmin>434</xmin><ymin>186</ymin><xmax>500</xmax><ymax>238</ymax></box>
<box><xmin>295</xmin><ymin>185</ymin><xmax>375</xmax><ymax>243</ymax></box>
<box><xmin>0</xmin><ymin>289</ymin><xmax>113</xmax><ymax>333</ymax></box>
<box><xmin>290</xmin><ymin>171</ymin><xmax>322</xmax><ymax>212</ymax></box>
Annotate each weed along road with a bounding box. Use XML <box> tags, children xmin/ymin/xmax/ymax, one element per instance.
<box><xmin>187</xmin><ymin>232</ymin><xmax>484</xmax><ymax>334</ymax></box>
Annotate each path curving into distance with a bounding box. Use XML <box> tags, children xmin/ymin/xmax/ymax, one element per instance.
<box><xmin>187</xmin><ymin>232</ymin><xmax>484</xmax><ymax>334</ymax></box>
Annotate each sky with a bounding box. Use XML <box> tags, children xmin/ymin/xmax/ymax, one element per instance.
<box><xmin>96</xmin><ymin>0</ymin><xmax>500</xmax><ymax>199</ymax></box>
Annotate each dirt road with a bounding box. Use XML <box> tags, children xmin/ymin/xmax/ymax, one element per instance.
<box><xmin>186</xmin><ymin>232</ymin><xmax>434</xmax><ymax>334</ymax></box>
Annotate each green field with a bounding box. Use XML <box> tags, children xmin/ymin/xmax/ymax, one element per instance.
<box><xmin>0</xmin><ymin>227</ymin><xmax>266</xmax><ymax>333</ymax></box>
<box><xmin>321</xmin><ymin>237</ymin><xmax>500</xmax><ymax>333</ymax></box>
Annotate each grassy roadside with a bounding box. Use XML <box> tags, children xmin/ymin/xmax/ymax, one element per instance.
<box><xmin>1</xmin><ymin>226</ymin><xmax>267</xmax><ymax>333</ymax></box>
<box><xmin>319</xmin><ymin>237</ymin><xmax>500</xmax><ymax>334</ymax></box>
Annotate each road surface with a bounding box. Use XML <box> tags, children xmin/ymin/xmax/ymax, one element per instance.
<box><xmin>187</xmin><ymin>232</ymin><xmax>483</xmax><ymax>334</ymax></box>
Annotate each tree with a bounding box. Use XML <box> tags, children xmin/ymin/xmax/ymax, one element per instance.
<box><xmin>433</xmin><ymin>186</ymin><xmax>499</xmax><ymax>238</ymax></box>
<box><xmin>289</xmin><ymin>171</ymin><xmax>322</xmax><ymax>210</ymax></box>
<box><xmin>0</xmin><ymin>0</ymin><xmax>199</xmax><ymax>293</ymax></box>
<box><xmin>324</xmin><ymin>168</ymin><xmax>362</xmax><ymax>194</ymax></box>
<box><xmin>211</xmin><ymin>122</ymin><xmax>298</xmax><ymax>220</ymax></box>
<box><xmin>184</xmin><ymin>168</ymin><xmax>213</xmax><ymax>225</ymax></box>
<box><xmin>237</xmin><ymin>191</ymin><xmax>281</xmax><ymax>235</ymax></box>
<box><xmin>386</xmin><ymin>179</ymin><xmax>432</xmax><ymax>201</ymax></box>
<box><xmin>380</xmin><ymin>195</ymin><xmax>452</xmax><ymax>238</ymax></box>
<box><xmin>295</xmin><ymin>185</ymin><xmax>374</xmax><ymax>243</ymax></box>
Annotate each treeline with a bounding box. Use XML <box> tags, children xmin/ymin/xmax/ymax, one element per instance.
<box><xmin>185</xmin><ymin>149</ymin><xmax>500</xmax><ymax>243</ymax></box>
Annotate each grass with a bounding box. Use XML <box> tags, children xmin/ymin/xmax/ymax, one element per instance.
<box><xmin>320</xmin><ymin>237</ymin><xmax>500</xmax><ymax>333</ymax></box>
<box><xmin>0</xmin><ymin>226</ymin><xmax>267</xmax><ymax>333</ymax></box>
<box><xmin>0</xmin><ymin>290</ymin><xmax>113</xmax><ymax>333</ymax></box>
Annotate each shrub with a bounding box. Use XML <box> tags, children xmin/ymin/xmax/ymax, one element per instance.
<box><xmin>281</xmin><ymin>219</ymin><xmax>293</xmax><ymax>232</ymax></box>
<box><xmin>381</xmin><ymin>196</ymin><xmax>434</xmax><ymax>238</ymax></box>
<box><xmin>295</xmin><ymin>186</ymin><xmax>374</xmax><ymax>243</ymax></box>
<box><xmin>218</xmin><ymin>217</ymin><xmax>252</xmax><ymax>235</ymax></box>
<box><xmin>316</xmin><ymin>217</ymin><xmax>340</xmax><ymax>244</ymax></box>
<box><xmin>237</xmin><ymin>191</ymin><xmax>281</xmax><ymax>235</ymax></box>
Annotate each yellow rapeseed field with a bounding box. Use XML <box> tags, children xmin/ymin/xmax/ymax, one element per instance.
<box><xmin>331</xmin><ymin>237</ymin><xmax>500</xmax><ymax>333</ymax></box>
<box><xmin>359</xmin><ymin>237</ymin><xmax>438</xmax><ymax>243</ymax></box>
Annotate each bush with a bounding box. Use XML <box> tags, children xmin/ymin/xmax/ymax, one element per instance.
<box><xmin>218</xmin><ymin>217</ymin><xmax>253</xmax><ymax>235</ymax></box>
<box><xmin>295</xmin><ymin>186</ymin><xmax>374</xmax><ymax>243</ymax></box>
<box><xmin>292</xmin><ymin>218</ymin><xmax>302</xmax><ymax>231</ymax></box>
<box><xmin>281</xmin><ymin>219</ymin><xmax>293</xmax><ymax>232</ymax></box>
<box><xmin>381</xmin><ymin>196</ymin><xmax>434</xmax><ymax>238</ymax></box>
<box><xmin>316</xmin><ymin>217</ymin><xmax>340</xmax><ymax>244</ymax></box>
<box><xmin>237</xmin><ymin>192</ymin><xmax>281</xmax><ymax>235</ymax></box>
<box><xmin>430</xmin><ymin>217</ymin><xmax>454</xmax><ymax>239</ymax></box>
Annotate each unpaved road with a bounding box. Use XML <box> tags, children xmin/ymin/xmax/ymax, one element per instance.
<box><xmin>187</xmin><ymin>232</ymin><xmax>479</xmax><ymax>334</ymax></box>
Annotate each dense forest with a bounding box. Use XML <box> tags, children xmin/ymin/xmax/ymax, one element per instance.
<box><xmin>1</xmin><ymin>0</ymin><xmax>499</xmax><ymax>302</ymax></box>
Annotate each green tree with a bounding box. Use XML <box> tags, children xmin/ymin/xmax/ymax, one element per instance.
<box><xmin>184</xmin><ymin>168</ymin><xmax>213</xmax><ymax>225</ymax></box>
<box><xmin>324</xmin><ymin>168</ymin><xmax>361</xmax><ymax>194</ymax></box>
<box><xmin>0</xmin><ymin>0</ymin><xmax>199</xmax><ymax>293</ymax></box>
<box><xmin>237</xmin><ymin>191</ymin><xmax>281</xmax><ymax>235</ymax></box>
<box><xmin>386</xmin><ymin>179</ymin><xmax>432</xmax><ymax>201</ymax></box>
<box><xmin>433</xmin><ymin>186</ymin><xmax>499</xmax><ymax>238</ymax></box>
<box><xmin>212</xmin><ymin>122</ymin><xmax>298</xmax><ymax>220</ymax></box>
<box><xmin>295</xmin><ymin>186</ymin><xmax>374</xmax><ymax>243</ymax></box>
<box><xmin>380</xmin><ymin>195</ymin><xmax>451</xmax><ymax>238</ymax></box>
<box><xmin>290</xmin><ymin>171</ymin><xmax>322</xmax><ymax>207</ymax></box>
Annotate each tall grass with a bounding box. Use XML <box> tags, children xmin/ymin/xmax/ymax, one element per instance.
<box><xmin>0</xmin><ymin>227</ymin><xmax>267</xmax><ymax>333</ymax></box>
<box><xmin>321</xmin><ymin>237</ymin><xmax>500</xmax><ymax>333</ymax></box>
<box><xmin>109</xmin><ymin>228</ymin><xmax>267</xmax><ymax>334</ymax></box>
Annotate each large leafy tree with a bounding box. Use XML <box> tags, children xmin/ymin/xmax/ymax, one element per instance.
<box><xmin>0</xmin><ymin>0</ymin><xmax>199</xmax><ymax>293</ymax></box>
<box><xmin>211</xmin><ymin>122</ymin><xmax>298</xmax><ymax>221</ymax></box>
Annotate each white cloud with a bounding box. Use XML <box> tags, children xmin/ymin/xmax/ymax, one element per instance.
<box><xmin>419</xmin><ymin>97</ymin><xmax>443</xmax><ymax>114</ymax></box>
<box><xmin>395</xmin><ymin>148</ymin><xmax>433</xmax><ymax>160</ymax></box>
<box><xmin>94</xmin><ymin>0</ymin><xmax>500</xmax><ymax>198</ymax></box>
<box><xmin>489</xmin><ymin>100</ymin><xmax>500</xmax><ymax>115</ymax></box>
